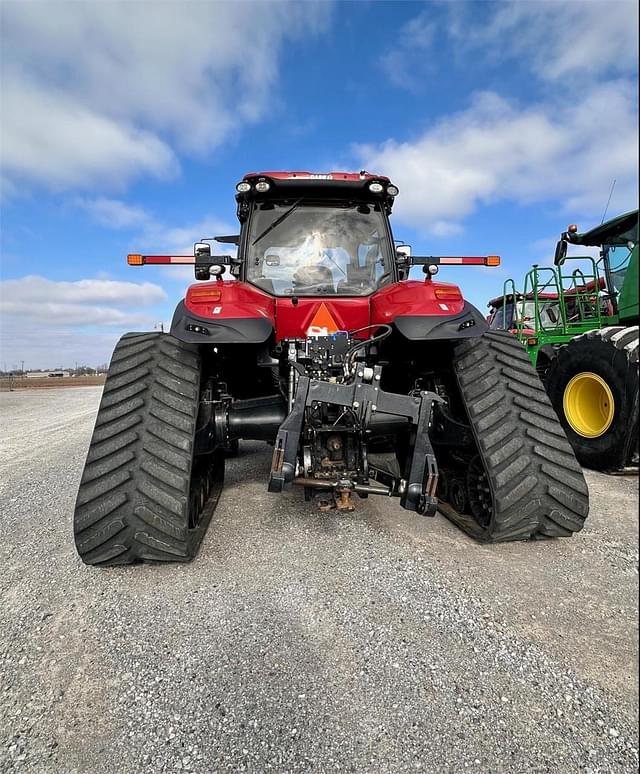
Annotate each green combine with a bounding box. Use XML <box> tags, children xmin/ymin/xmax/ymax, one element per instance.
<box><xmin>488</xmin><ymin>209</ymin><xmax>638</xmax><ymax>471</ymax></box>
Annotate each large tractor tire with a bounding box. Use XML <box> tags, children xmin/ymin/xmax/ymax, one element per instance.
<box><xmin>544</xmin><ymin>326</ymin><xmax>639</xmax><ymax>471</ymax></box>
<box><xmin>74</xmin><ymin>332</ymin><xmax>222</xmax><ymax>566</ymax></box>
<box><xmin>439</xmin><ymin>331</ymin><xmax>589</xmax><ymax>542</ymax></box>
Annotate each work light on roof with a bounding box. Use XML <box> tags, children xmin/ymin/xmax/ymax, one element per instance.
<box><xmin>255</xmin><ymin>180</ymin><xmax>271</xmax><ymax>193</ymax></box>
<box><xmin>368</xmin><ymin>182</ymin><xmax>384</xmax><ymax>193</ymax></box>
<box><xmin>236</xmin><ymin>182</ymin><xmax>251</xmax><ymax>193</ymax></box>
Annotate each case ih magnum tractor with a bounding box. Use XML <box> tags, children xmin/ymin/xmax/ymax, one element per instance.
<box><xmin>73</xmin><ymin>171</ymin><xmax>589</xmax><ymax>565</ymax></box>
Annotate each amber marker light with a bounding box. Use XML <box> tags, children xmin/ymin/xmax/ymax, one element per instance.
<box><xmin>127</xmin><ymin>254</ymin><xmax>144</xmax><ymax>265</ymax></box>
<box><xmin>190</xmin><ymin>288</ymin><xmax>222</xmax><ymax>301</ymax></box>
<box><xmin>486</xmin><ymin>255</ymin><xmax>501</xmax><ymax>266</ymax></box>
<box><xmin>435</xmin><ymin>288</ymin><xmax>463</xmax><ymax>300</ymax></box>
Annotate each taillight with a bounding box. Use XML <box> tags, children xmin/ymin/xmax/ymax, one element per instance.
<box><xmin>189</xmin><ymin>288</ymin><xmax>222</xmax><ymax>302</ymax></box>
<box><xmin>435</xmin><ymin>288</ymin><xmax>462</xmax><ymax>301</ymax></box>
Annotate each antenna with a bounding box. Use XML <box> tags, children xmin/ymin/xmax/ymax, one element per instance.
<box><xmin>601</xmin><ymin>178</ymin><xmax>616</xmax><ymax>224</ymax></box>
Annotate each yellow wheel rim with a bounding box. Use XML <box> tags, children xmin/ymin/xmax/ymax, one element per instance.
<box><xmin>563</xmin><ymin>372</ymin><xmax>615</xmax><ymax>438</ymax></box>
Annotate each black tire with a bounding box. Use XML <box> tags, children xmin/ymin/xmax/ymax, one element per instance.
<box><xmin>73</xmin><ymin>332</ymin><xmax>222</xmax><ymax>566</ymax></box>
<box><xmin>545</xmin><ymin>326</ymin><xmax>639</xmax><ymax>471</ymax></box>
<box><xmin>442</xmin><ymin>331</ymin><xmax>589</xmax><ymax>542</ymax></box>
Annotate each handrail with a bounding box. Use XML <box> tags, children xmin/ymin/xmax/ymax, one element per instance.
<box><xmin>559</xmin><ymin>256</ymin><xmax>603</xmax><ymax>328</ymax></box>
<box><xmin>499</xmin><ymin>255</ymin><xmax>605</xmax><ymax>338</ymax></box>
<box><xmin>501</xmin><ymin>278</ymin><xmax>518</xmax><ymax>330</ymax></box>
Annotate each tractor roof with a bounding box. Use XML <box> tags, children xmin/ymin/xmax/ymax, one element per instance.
<box><xmin>243</xmin><ymin>170</ymin><xmax>390</xmax><ymax>183</ymax></box>
<box><xmin>236</xmin><ymin>171</ymin><xmax>398</xmax><ymax>209</ymax></box>
<box><xmin>568</xmin><ymin>209</ymin><xmax>638</xmax><ymax>247</ymax></box>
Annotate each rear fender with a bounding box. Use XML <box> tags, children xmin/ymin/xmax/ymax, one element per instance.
<box><xmin>170</xmin><ymin>281</ymin><xmax>275</xmax><ymax>344</ymax></box>
<box><xmin>371</xmin><ymin>280</ymin><xmax>487</xmax><ymax>340</ymax></box>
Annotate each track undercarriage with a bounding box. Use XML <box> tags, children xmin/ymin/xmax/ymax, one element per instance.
<box><xmin>72</xmin><ymin>169</ymin><xmax>590</xmax><ymax>566</ymax></box>
<box><xmin>74</xmin><ymin>328</ymin><xmax>589</xmax><ymax>566</ymax></box>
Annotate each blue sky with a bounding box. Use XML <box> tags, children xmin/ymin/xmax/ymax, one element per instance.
<box><xmin>1</xmin><ymin>0</ymin><xmax>638</xmax><ymax>369</ymax></box>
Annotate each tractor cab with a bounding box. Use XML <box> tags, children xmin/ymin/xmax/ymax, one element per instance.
<box><xmin>234</xmin><ymin>172</ymin><xmax>399</xmax><ymax>298</ymax></box>
<box><xmin>487</xmin><ymin>292</ymin><xmax>561</xmax><ymax>333</ymax></box>
<box><xmin>554</xmin><ymin>209</ymin><xmax>638</xmax><ymax>323</ymax></box>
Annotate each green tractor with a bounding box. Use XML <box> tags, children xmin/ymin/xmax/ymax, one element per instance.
<box><xmin>487</xmin><ymin>209</ymin><xmax>638</xmax><ymax>471</ymax></box>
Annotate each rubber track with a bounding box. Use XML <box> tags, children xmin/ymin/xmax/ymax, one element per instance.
<box><xmin>73</xmin><ymin>332</ymin><xmax>208</xmax><ymax>565</ymax></box>
<box><xmin>444</xmin><ymin>331</ymin><xmax>589</xmax><ymax>542</ymax></box>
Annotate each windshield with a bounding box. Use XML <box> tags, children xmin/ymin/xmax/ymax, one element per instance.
<box><xmin>245</xmin><ymin>203</ymin><xmax>393</xmax><ymax>296</ymax></box>
<box><xmin>489</xmin><ymin>304</ymin><xmax>514</xmax><ymax>330</ymax></box>
<box><xmin>489</xmin><ymin>301</ymin><xmax>560</xmax><ymax>330</ymax></box>
<box><xmin>608</xmin><ymin>244</ymin><xmax>633</xmax><ymax>293</ymax></box>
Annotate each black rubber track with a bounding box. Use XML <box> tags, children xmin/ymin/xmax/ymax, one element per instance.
<box><xmin>544</xmin><ymin>326</ymin><xmax>639</xmax><ymax>471</ymax></box>
<box><xmin>74</xmin><ymin>332</ymin><xmax>217</xmax><ymax>565</ymax></box>
<box><xmin>440</xmin><ymin>331</ymin><xmax>589</xmax><ymax>542</ymax></box>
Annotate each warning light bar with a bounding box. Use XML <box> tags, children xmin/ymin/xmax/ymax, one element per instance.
<box><xmin>127</xmin><ymin>254</ymin><xmax>196</xmax><ymax>265</ymax></box>
<box><xmin>412</xmin><ymin>255</ymin><xmax>501</xmax><ymax>267</ymax></box>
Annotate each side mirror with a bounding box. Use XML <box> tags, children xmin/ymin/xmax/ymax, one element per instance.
<box><xmin>194</xmin><ymin>249</ymin><xmax>238</xmax><ymax>281</ymax></box>
<box><xmin>396</xmin><ymin>244</ymin><xmax>412</xmax><ymax>258</ymax></box>
<box><xmin>554</xmin><ymin>239</ymin><xmax>567</xmax><ymax>266</ymax></box>
<box><xmin>194</xmin><ymin>242</ymin><xmax>211</xmax><ymax>258</ymax></box>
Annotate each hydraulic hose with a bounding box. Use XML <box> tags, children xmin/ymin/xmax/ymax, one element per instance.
<box><xmin>344</xmin><ymin>324</ymin><xmax>393</xmax><ymax>379</ymax></box>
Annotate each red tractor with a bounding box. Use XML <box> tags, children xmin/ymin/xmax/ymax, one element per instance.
<box><xmin>74</xmin><ymin>171</ymin><xmax>589</xmax><ymax>565</ymax></box>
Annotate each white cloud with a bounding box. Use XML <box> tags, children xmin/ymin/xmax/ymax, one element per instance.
<box><xmin>1</xmin><ymin>302</ymin><xmax>154</xmax><ymax>328</ymax></box>
<box><xmin>379</xmin><ymin>11</ymin><xmax>436</xmax><ymax>91</ymax></box>
<box><xmin>357</xmin><ymin>82</ymin><xmax>638</xmax><ymax>235</ymax></box>
<box><xmin>0</xmin><ymin>2</ymin><xmax>330</xmax><ymax>191</ymax></box>
<box><xmin>0</xmin><ymin>276</ymin><xmax>166</xmax><ymax>307</ymax></box>
<box><xmin>76</xmin><ymin>198</ymin><xmax>153</xmax><ymax>229</ymax></box>
<box><xmin>1</xmin><ymin>76</ymin><xmax>177</xmax><ymax>190</ymax></box>
<box><xmin>454</xmin><ymin>1</ymin><xmax>639</xmax><ymax>82</ymax></box>
<box><xmin>0</xmin><ymin>276</ymin><xmax>167</xmax><ymax>354</ymax></box>
<box><xmin>0</xmin><ymin>254</ymin><xmax>178</xmax><ymax>368</ymax></box>
<box><xmin>0</xmin><ymin>276</ymin><xmax>168</xmax><ymax>368</ymax></box>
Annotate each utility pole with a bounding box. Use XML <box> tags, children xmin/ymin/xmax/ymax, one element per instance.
<box><xmin>21</xmin><ymin>360</ymin><xmax>24</xmax><ymax>375</ymax></box>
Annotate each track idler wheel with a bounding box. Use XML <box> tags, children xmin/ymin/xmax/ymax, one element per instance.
<box><xmin>448</xmin><ymin>478</ymin><xmax>468</xmax><ymax>514</ymax></box>
<box><xmin>467</xmin><ymin>455</ymin><xmax>492</xmax><ymax>528</ymax></box>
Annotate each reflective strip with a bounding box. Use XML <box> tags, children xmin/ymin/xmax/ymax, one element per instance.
<box><xmin>437</xmin><ymin>257</ymin><xmax>487</xmax><ymax>265</ymax></box>
<box><xmin>143</xmin><ymin>255</ymin><xmax>195</xmax><ymax>265</ymax></box>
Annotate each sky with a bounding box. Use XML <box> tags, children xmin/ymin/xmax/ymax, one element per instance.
<box><xmin>1</xmin><ymin>0</ymin><xmax>638</xmax><ymax>370</ymax></box>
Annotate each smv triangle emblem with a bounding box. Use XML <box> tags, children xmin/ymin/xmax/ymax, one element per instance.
<box><xmin>306</xmin><ymin>303</ymin><xmax>339</xmax><ymax>336</ymax></box>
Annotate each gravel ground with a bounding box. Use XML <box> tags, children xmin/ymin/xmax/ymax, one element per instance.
<box><xmin>1</xmin><ymin>387</ymin><xmax>638</xmax><ymax>773</ymax></box>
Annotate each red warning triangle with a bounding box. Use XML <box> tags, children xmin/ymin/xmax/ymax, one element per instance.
<box><xmin>307</xmin><ymin>302</ymin><xmax>339</xmax><ymax>335</ymax></box>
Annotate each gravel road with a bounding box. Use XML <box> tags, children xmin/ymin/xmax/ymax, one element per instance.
<box><xmin>1</xmin><ymin>387</ymin><xmax>638</xmax><ymax>773</ymax></box>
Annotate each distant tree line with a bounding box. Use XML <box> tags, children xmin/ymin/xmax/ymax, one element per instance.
<box><xmin>0</xmin><ymin>364</ymin><xmax>109</xmax><ymax>377</ymax></box>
